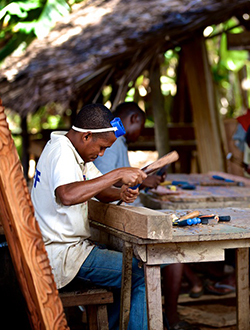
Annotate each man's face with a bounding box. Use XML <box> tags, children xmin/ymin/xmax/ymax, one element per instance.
<box><xmin>80</xmin><ymin>133</ymin><xmax>116</xmax><ymax>163</ymax></box>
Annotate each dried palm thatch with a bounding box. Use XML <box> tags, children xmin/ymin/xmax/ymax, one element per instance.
<box><xmin>0</xmin><ymin>0</ymin><xmax>250</xmax><ymax>117</ymax></box>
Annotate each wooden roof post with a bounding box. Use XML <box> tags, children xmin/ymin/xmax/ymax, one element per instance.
<box><xmin>149</xmin><ymin>57</ymin><xmax>170</xmax><ymax>158</ymax></box>
<box><xmin>182</xmin><ymin>35</ymin><xmax>226</xmax><ymax>173</ymax></box>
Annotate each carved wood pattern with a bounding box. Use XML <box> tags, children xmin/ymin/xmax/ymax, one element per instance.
<box><xmin>0</xmin><ymin>99</ymin><xmax>69</xmax><ymax>330</ymax></box>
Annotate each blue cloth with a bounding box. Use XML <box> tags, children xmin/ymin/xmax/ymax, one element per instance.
<box><xmin>77</xmin><ymin>245</ymin><xmax>148</xmax><ymax>330</ymax></box>
<box><xmin>94</xmin><ymin>136</ymin><xmax>130</xmax><ymax>174</ymax></box>
<box><xmin>233</xmin><ymin>123</ymin><xmax>246</xmax><ymax>152</ymax></box>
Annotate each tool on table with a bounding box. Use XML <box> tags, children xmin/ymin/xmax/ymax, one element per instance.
<box><xmin>160</xmin><ymin>180</ymin><xmax>196</xmax><ymax>190</ymax></box>
<box><xmin>171</xmin><ymin>210</ymin><xmax>231</xmax><ymax>226</ymax></box>
<box><xmin>172</xmin><ymin>210</ymin><xmax>201</xmax><ymax>226</ymax></box>
<box><xmin>212</xmin><ymin>174</ymin><xmax>245</xmax><ymax>187</ymax></box>
<box><xmin>226</xmin><ymin>152</ymin><xmax>248</xmax><ymax>170</ymax></box>
<box><xmin>199</xmin><ymin>214</ymin><xmax>231</xmax><ymax>225</ymax></box>
<box><xmin>117</xmin><ymin>151</ymin><xmax>179</xmax><ymax>205</ymax></box>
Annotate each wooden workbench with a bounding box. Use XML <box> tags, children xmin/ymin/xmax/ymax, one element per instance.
<box><xmin>140</xmin><ymin>172</ymin><xmax>250</xmax><ymax>209</ymax></box>
<box><xmin>89</xmin><ymin>200</ymin><xmax>250</xmax><ymax>330</ymax></box>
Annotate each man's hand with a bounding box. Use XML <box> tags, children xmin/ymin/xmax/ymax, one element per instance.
<box><xmin>120</xmin><ymin>185</ymin><xmax>139</xmax><ymax>204</ymax></box>
<box><xmin>141</xmin><ymin>175</ymin><xmax>163</xmax><ymax>189</ymax></box>
<box><xmin>119</xmin><ymin>167</ymin><xmax>147</xmax><ymax>187</ymax></box>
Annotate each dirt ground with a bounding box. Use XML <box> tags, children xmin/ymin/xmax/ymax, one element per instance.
<box><xmin>176</xmin><ymin>292</ymin><xmax>240</xmax><ymax>330</ymax></box>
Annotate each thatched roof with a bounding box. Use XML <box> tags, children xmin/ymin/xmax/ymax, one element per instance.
<box><xmin>0</xmin><ymin>0</ymin><xmax>250</xmax><ymax>117</ymax></box>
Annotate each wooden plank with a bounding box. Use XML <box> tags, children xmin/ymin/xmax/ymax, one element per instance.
<box><xmin>209</xmin><ymin>171</ymin><xmax>250</xmax><ymax>187</ymax></box>
<box><xmin>88</xmin><ymin>199</ymin><xmax>173</xmax><ymax>240</ymax></box>
<box><xmin>120</xmin><ymin>242</ymin><xmax>133</xmax><ymax>330</ymax></box>
<box><xmin>59</xmin><ymin>289</ymin><xmax>113</xmax><ymax>307</ymax></box>
<box><xmin>144</xmin><ymin>265</ymin><xmax>163</xmax><ymax>330</ymax></box>
<box><xmin>177</xmin><ymin>305</ymin><xmax>236</xmax><ymax>327</ymax></box>
<box><xmin>236</xmin><ymin>248</ymin><xmax>250</xmax><ymax>330</ymax></box>
<box><xmin>140</xmin><ymin>172</ymin><xmax>250</xmax><ymax>209</ymax></box>
<box><xmin>97</xmin><ymin>305</ymin><xmax>109</xmax><ymax>330</ymax></box>
<box><xmin>87</xmin><ymin>305</ymin><xmax>98</xmax><ymax>330</ymax></box>
<box><xmin>227</xmin><ymin>31</ymin><xmax>250</xmax><ymax>50</ymax></box>
<box><xmin>90</xmin><ymin>207</ymin><xmax>250</xmax><ymax>244</ymax></box>
<box><xmin>149</xmin><ymin>58</ymin><xmax>170</xmax><ymax>158</ymax></box>
<box><xmin>182</xmin><ymin>36</ymin><xmax>225</xmax><ymax>173</ymax></box>
<box><xmin>146</xmin><ymin>240</ymin><xmax>250</xmax><ymax>265</ymax></box>
<box><xmin>146</xmin><ymin>241</ymin><xmax>224</xmax><ymax>265</ymax></box>
<box><xmin>140</xmin><ymin>189</ymin><xmax>250</xmax><ymax>210</ymax></box>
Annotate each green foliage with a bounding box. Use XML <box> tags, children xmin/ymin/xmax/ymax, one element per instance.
<box><xmin>220</xmin><ymin>33</ymin><xmax>248</xmax><ymax>72</ymax></box>
<box><xmin>0</xmin><ymin>0</ymin><xmax>77</xmax><ymax>62</ymax></box>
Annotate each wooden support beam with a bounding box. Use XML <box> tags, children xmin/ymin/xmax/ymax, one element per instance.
<box><xmin>145</xmin><ymin>265</ymin><xmax>163</xmax><ymax>330</ymax></box>
<box><xmin>149</xmin><ymin>57</ymin><xmax>170</xmax><ymax>158</ymax></box>
<box><xmin>120</xmin><ymin>242</ymin><xmax>133</xmax><ymax>330</ymax></box>
<box><xmin>227</xmin><ymin>31</ymin><xmax>250</xmax><ymax>50</ymax></box>
<box><xmin>236</xmin><ymin>247</ymin><xmax>249</xmax><ymax>330</ymax></box>
<box><xmin>182</xmin><ymin>36</ymin><xmax>226</xmax><ymax>173</ymax></box>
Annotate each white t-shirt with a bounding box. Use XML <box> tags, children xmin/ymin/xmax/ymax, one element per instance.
<box><xmin>31</xmin><ymin>131</ymin><xmax>102</xmax><ymax>289</ymax></box>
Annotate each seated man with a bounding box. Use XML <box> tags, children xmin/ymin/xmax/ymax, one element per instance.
<box><xmin>94</xmin><ymin>101</ymin><xmax>163</xmax><ymax>193</ymax></box>
<box><xmin>31</xmin><ymin>103</ymin><xmax>148</xmax><ymax>330</ymax></box>
<box><xmin>94</xmin><ymin>102</ymin><xmax>200</xmax><ymax>330</ymax></box>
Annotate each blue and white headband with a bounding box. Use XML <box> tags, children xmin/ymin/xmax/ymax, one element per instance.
<box><xmin>72</xmin><ymin>117</ymin><xmax>126</xmax><ymax>138</ymax></box>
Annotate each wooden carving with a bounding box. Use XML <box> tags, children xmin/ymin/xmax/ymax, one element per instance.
<box><xmin>0</xmin><ymin>99</ymin><xmax>69</xmax><ymax>330</ymax></box>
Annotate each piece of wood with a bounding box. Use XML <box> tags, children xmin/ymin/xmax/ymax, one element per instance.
<box><xmin>120</xmin><ymin>242</ymin><xmax>133</xmax><ymax>330</ymax></box>
<box><xmin>59</xmin><ymin>289</ymin><xmax>113</xmax><ymax>307</ymax></box>
<box><xmin>227</xmin><ymin>31</ymin><xmax>250</xmax><ymax>50</ymax></box>
<box><xmin>177</xmin><ymin>305</ymin><xmax>236</xmax><ymax>327</ymax></box>
<box><xmin>87</xmin><ymin>305</ymin><xmax>98</xmax><ymax>330</ymax></box>
<box><xmin>144</xmin><ymin>265</ymin><xmax>163</xmax><ymax>330</ymax></box>
<box><xmin>140</xmin><ymin>188</ymin><xmax>250</xmax><ymax>210</ymax></box>
<box><xmin>209</xmin><ymin>171</ymin><xmax>250</xmax><ymax>187</ymax></box>
<box><xmin>140</xmin><ymin>172</ymin><xmax>250</xmax><ymax>210</ymax></box>
<box><xmin>146</xmin><ymin>241</ymin><xmax>225</xmax><ymax>265</ymax></box>
<box><xmin>182</xmin><ymin>36</ymin><xmax>225</xmax><ymax>173</ymax></box>
<box><xmin>97</xmin><ymin>305</ymin><xmax>109</xmax><ymax>330</ymax></box>
<box><xmin>236</xmin><ymin>248</ymin><xmax>250</xmax><ymax>330</ymax></box>
<box><xmin>149</xmin><ymin>57</ymin><xmax>170</xmax><ymax>158</ymax></box>
<box><xmin>142</xmin><ymin>151</ymin><xmax>179</xmax><ymax>175</ymax></box>
<box><xmin>0</xmin><ymin>99</ymin><xmax>69</xmax><ymax>329</ymax></box>
<box><xmin>88</xmin><ymin>199</ymin><xmax>173</xmax><ymax>239</ymax></box>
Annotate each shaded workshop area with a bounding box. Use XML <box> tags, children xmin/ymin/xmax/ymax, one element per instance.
<box><xmin>1</xmin><ymin>1</ymin><xmax>250</xmax><ymax>330</ymax></box>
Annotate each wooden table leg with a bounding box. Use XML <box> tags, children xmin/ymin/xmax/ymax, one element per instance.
<box><xmin>236</xmin><ymin>247</ymin><xmax>249</xmax><ymax>330</ymax></box>
<box><xmin>120</xmin><ymin>241</ymin><xmax>133</xmax><ymax>330</ymax></box>
<box><xmin>144</xmin><ymin>265</ymin><xmax>163</xmax><ymax>330</ymax></box>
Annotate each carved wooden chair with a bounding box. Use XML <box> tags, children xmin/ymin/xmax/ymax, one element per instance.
<box><xmin>0</xmin><ymin>99</ymin><xmax>113</xmax><ymax>330</ymax></box>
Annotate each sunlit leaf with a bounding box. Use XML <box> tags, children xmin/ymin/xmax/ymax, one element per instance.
<box><xmin>34</xmin><ymin>0</ymin><xmax>70</xmax><ymax>39</ymax></box>
<box><xmin>220</xmin><ymin>33</ymin><xmax>248</xmax><ymax>72</ymax></box>
<box><xmin>14</xmin><ymin>21</ymin><xmax>37</xmax><ymax>33</ymax></box>
<box><xmin>0</xmin><ymin>1</ymin><xmax>40</xmax><ymax>20</ymax></box>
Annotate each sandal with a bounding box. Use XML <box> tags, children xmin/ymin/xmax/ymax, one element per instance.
<box><xmin>189</xmin><ymin>287</ymin><xmax>204</xmax><ymax>299</ymax></box>
<box><xmin>204</xmin><ymin>280</ymin><xmax>235</xmax><ymax>296</ymax></box>
<box><xmin>170</xmin><ymin>320</ymin><xmax>200</xmax><ymax>330</ymax></box>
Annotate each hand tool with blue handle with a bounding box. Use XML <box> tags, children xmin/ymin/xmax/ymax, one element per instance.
<box><xmin>212</xmin><ymin>175</ymin><xmax>234</xmax><ymax>183</ymax></box>
<box><xmin>199</xmin><ymin>214</ymin><xmax>231</xmax><ymax>224</ymax></box>
<box><xmin>172</xmin><ymin>210</ymin><xmax>200</xmax><ymax>226</ymax></box>
<box><xmin>173</xmin><ymin>217</ymin><xmax>201</xmax><ymax>226</ymax></box>
<box><xmin>161</xmin><ymin>180</ymin><xmax>196</xmax><ymax>190</ymax></box>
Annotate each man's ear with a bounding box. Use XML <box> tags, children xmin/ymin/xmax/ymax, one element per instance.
<box><xmin>130</xmin><ymin>113</ymin><xmax>139</xmax><ymax>124</ymax></box>
<box><xmin>82</xmin><ymin>132</ymin><xmax>92</xmax><ymax>141</ymax></box>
